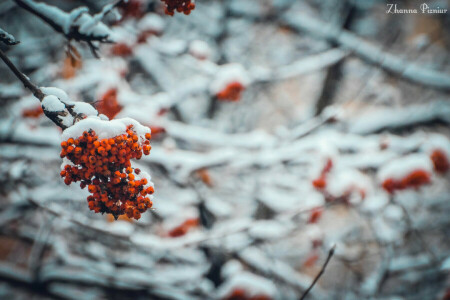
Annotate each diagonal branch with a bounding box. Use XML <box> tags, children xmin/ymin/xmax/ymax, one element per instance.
<box><xmin>0</xmin><ymin>48</ymin><xmax>44</xmax><ymax>100</ymax></box>
<box><xmin>0</xmin><ymin>48</ymin><xmax>98</xmax><ymax>129</ymax></box>
<box><xmin>299</xmin><ymin>245</ymin><xmax>336</xmax><ymax>300</ymax></box>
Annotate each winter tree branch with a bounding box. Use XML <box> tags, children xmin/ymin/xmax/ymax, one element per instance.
<box><xmin>0</xmin><ymin>47</ymin><xmax>97</xmax><ymax>129</ymax></box>
<box><xmin>13</xmin><ymin>0</ymin><xmax>123</xmax><ymax>56</ymax></box>
<box><xmin>299</xmin><ymin>244</ymin><xmax>336</xmax><ymax>300</ymax></box>
<box><xmin>284</xmin><ymin>13</ymin><xmax>450</xmax><ymax>91</ymax></box>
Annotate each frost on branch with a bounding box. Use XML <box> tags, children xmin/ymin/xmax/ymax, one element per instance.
<box><xmin>60</xmin><ymin>117</ymin><xmax>154</xmax><ymax>220</ymax></box>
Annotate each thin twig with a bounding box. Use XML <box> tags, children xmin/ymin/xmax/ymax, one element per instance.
<box><xmin>300</xmin><ymin>244</ymin><xmax>336</xmax><ymax>300</ymax></box>
<box><xmin>0</xmin><ymin>48</ymin><xmax>44</xmax><ymax>100</ymax></box>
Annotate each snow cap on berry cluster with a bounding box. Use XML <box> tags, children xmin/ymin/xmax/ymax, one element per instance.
<box><xmin>62</xmin><ymin>116</ymin><xmax>151</xmax><ymax>141</ymax></box>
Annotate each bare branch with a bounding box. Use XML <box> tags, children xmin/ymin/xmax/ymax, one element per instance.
<box><xmin>0</xmin><ymin>48</ymin><xmax>44</xmax><ymax>100</ymax></box>
<box><xmin>299</xmin><ymin>245</ymin><xmax>336</xmax><ymax>300</ymax></box>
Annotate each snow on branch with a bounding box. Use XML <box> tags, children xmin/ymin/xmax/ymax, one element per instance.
<box><xmin>0</xmin><ymin>47</ymin><xmax>98</xmax><ymax>129</ymax></box>
<box><xmin>347</xmin><ymin>101</ymin><xmax>450</xmax><ymax>134</ymax></box>
<box><xmin>14</xmin><ymin>0</ymin><xmax>121</xmax><ymax>56</ymax></box>
<box><xmin>284</xmin><ymin>13</ymin><xmax>450</xmax><ymax>91</ymax></box>
<box><xmin>0</xmin><ymin>28</ymin><xmax>19</xmax><ymax>45</ymax></box>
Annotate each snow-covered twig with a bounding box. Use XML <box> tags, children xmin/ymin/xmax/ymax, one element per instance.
<box><xmin>0</xmin><ymin>48</ymin><xmax>44</xmax><ymax>100</ymax></box>
<box><xmin>347</xmin><ymin>101</ymin><xmax>450</xmax><ymax>134</ymax></box>
<box><xmin>14</xmin><ymin>0</ymin><xmax>120</xmax><ymax>56</ymax></box>
<box><xmin>0</xmin><ymin>49</ymin><xmax>98</xmax><ymax>129</ymax></box>
<box><xmin>0</xmin><ymin>28</ymin><xmax>19</xmax><ymax>45</ymax></box>
<box><xmin>254</xmin><ymin>49</ymin><xmax>349</xmax><ymax>83</ymax></box>
<box><xmin>284</xmin><ymin>13</ymin><xmax>450</xmax><ymax>91</ymax></box>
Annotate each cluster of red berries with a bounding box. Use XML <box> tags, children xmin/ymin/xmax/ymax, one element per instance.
<box><xmin>216</xmin><ymin>82</ymin><xmax>246</xmax><ymax>102</ymax></box>
<box><xmin>60</xmin><ymin>127</ymin><xmax>153</xmax><ymax>220</ymax></box>
<box><xmin>382</xmin><ymin>169</ymin><xmax>431</xmax><ymax>194</ymax></box>
<box><xmin>161</xmin><ymin>0</ymin><xmax>195</xmax><ymax>16</ymax></box>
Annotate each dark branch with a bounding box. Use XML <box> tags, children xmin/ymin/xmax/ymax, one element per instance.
<box><xmin>0</xmin><ymin>48</ymin><xmax>44</xmax><ymax>100</ymax></box>
<box><xmin>299</xmin><ymin>245</ymin><xmax>336</xmax><ymax>300</ymax></box>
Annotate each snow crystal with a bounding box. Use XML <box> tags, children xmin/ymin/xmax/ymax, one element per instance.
<box><xmin>378</xmin><ymin>154</ymin><xmax>433</xmax><ymax>182</ymax></box>
<box><xmin>42</xmin><ymin>95</ymin><xmax>65</xmax><ymax>112</ymax></box>
<box><xmin>62</xmin><ymin>116</ymin><xmax>150</xmax><ymax>141</ymax></box>
<box><xmin>209</xmin><ymin>63</ymin><xmax>251</xmax><ymax>94</ymax></box>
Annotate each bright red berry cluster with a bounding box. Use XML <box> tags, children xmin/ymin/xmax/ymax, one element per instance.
<box><xmin>382</xmin><ymin>169</ymin><xmax>431</xmax><ymax>194</ymax></box>
<box><xmin>60</xmin><ymin>127</ymin><xmax>153</xmax><ymax>220</ymax></box>
<box><xmin>161</xmin><ymin>0</ymin><xmax>195</xmax><ymax>16</ymax></box>
<box><xmin>216</xmin><ymin>82</ymin><xmax>246</xmax><ymax>102</ymax></box>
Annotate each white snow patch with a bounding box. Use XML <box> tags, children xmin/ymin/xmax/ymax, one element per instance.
<box><xmin>42</xmin><ymin>95</ymin><xmax>65</xmax><ymax>112</ymax></box>
<box><xmin>62</xmin><ymin>116</ymin><xmax>150</xmax><ymax>141</ymax></box>
<box><xmin>189</xmin><ymin>40</ymin><xmax>212</xmax><ymax>60</ymax></box>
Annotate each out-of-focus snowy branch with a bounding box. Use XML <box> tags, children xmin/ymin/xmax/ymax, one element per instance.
<box><xmin>284</xmin><ymin>13</ymin><xmax>450</xmax><ymax>91</ymax></box>
<box><xmin>0</xmin><ymin>28</ymin><xmax>19</xmax><ymax>45</ymax></box>
<box><xmin>347</xmin><ymin>101</ymin><xmax>450</xmax><ymax>134</ymax></box>
<box><xmin>14</xmin><ymin>0</ymin><xmax>120</xmax><ymax>56</ymax></box>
